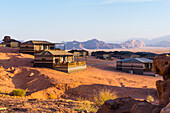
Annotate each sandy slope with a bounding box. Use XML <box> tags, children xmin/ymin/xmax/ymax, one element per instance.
<box><xmin>0</xmin><ymin>47</ymin><xmax>163</xmax><ymax>104</ymax></box>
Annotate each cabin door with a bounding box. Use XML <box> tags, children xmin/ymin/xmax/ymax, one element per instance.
<box><xmin>55</xmin><ymin>59</ymin><xmax>59</xmax><ymax>64</ymax></box>
<box><xmin>63</xmin><ymin>56</ymin><xmax>68</xmax><ymax>63</ymax></box>
<box><xmin>43</xmin><ymin>45</ymin><xmax>48</xmax><ymax>50</ymax></box>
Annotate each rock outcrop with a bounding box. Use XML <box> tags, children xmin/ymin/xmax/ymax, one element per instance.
<box><xmin>153</xmin><ymin>55</ymin><xmax>170</xmax><ymax>106</ymax></box>
<box><xmin>153</xmin><ymin>55</ymin><xmax>170</xmax><ymax>80</ymax></box>
<box><xmin>160</xmin><ymin>102</ymin><xmax>170</xmax><ymax>113</ymax></box>
<box><xmin>97</xmin><ymin>97</ymin><xmax>162</xmax><ymax>113</ymax></box>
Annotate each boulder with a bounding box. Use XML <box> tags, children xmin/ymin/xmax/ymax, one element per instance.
<box><xmin>97</xmin><ymin>97</ymin><xmax>162</xmax><ymax>113</ymax></box>
<box><xmin>131</xmin><ymin>102</ymin><xmax>162</xmax><ymax>113</ymax></box>
<box><xmin>160</xmin><ymin>102</ymin><xmax>170</xmax><ymax>113</ymax></box>
<box><xmin>153</xmin><ymin>55</ymin><xmax>170</xmax><ymax>106</ymax></box>
<box><xmin>153</xmin><ymin>55</ymin><xmax>170</xmax><ymax>80</ymax></box>
<box><xmin>156</xmin><ymin>80</ymin><xmax>170</xmax><ymax>106</ymax></box>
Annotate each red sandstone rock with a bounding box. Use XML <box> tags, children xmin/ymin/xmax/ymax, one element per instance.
<box><xmin>153</xmin><ymin>55</ymin><xmax>170</xmax><ymax>80</ymax></box>
<box><xmin>97</xmin><ymin>97</ymin><xmax>162</xmax><ymax>113</ymax></box>
<box><xmin>154</xmin><ymin>55</ymin><xmax>170</xmax><ymax>106</ymax></box>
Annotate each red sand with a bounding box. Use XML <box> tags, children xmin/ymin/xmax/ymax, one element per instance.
<box><xmin>0</xmin><ymin>47</ymin><xmax>163</xmax><ymax>104</ymax></box>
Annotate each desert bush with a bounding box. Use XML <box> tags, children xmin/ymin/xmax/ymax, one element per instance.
<box><xmin>147</xmin><ymin>95</ymin><xmax>154</xmax><ymax>102</ymax></box>
<box><xmin>12</xmin><ymin>89</ymin><xmax>26</xmax><ymax>97</ymax></box>
<box><xmin>74</xmin><ymin>100</ymin><xmax>98</xmax><ymax>113</ymax></box>
<box><xmin>94</xmin><ymin>90</ymin><xmax>117</xmax><ymax>106</ymax></box>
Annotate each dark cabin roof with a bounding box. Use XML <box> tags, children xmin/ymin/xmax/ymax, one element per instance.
<box><xmin>23</xmin><ymin>40</ymin><xmax>55</xmax><ymax>44</ymax></box>
<box><xmin>35</xmin><ymin>50</ymin><xmax>73</xmax><ymax>56</ymax></box>
<box><xmin>10</xmin><ymin>39</ymin><xmax>21</xmax><ymax>43</ymax></box>
<box><xmin>117</xmin><ymin>58</ymin><xmax>153</xmax><ymax>63</ymax></box>
<box><xmin>3</xmin><ymin>39</ymin><xmax>21</xmax><ymax>43</ymax></box>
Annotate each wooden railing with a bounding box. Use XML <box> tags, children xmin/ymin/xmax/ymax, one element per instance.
<box><xmin>55</xmin><ymin>61</ymin><xmax>86</xmax><ymax>67</ymax></box>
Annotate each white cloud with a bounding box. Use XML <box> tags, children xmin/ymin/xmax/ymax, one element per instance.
<box><xmin>101</xmin><ymin>0</ymin><xmax>161</xmax><ymax>4</ymax></box>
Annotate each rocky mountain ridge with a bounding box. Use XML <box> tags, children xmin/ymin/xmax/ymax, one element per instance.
<box><xmin>131</xmin><ymin>35</ymin><xmax>170</xmax><ymax>47</ymax></box>
<box><xmin>65</xmin><ymin>39</ymin><xmax>145</xmax><ymax>50</ymax></box>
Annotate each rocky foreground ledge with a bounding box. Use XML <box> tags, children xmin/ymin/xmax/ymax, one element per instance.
<box><xmin>153</xmin><ymin>55</ymin><xmax>170</xmax><ymax>106</ymax></box>
<box><xmin>0</xmin><ymin>97</ymin><xmax>81</xmax><ymax>112</ymax></box>
<box><xmin>97</xmin><ymin>55</ymin><xmax>170</xmax><ymax>113</ymax></box>
<box><xmin>97</xmin><ymin>97</ymin><xmax>164</xmax><ymax>113</ymax></box>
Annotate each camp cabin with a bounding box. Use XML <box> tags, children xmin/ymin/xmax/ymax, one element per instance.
<box><xmin>116</xmin><ymin>58</ymin><xmax>153</xmax><ymax>75</ymax></box>
<box><xmin>134</xmin><ymin>52</ymin><xmax>157</xmax><ymax>60</ymax></box>
<box><xmin>111</xmin><ymin>51</ymin><xmax>133</xmax><ymax>59</ymax></box>
<box><xmin>91</xmin><ymin>51</ymin><xmax>111</xmax><ymax>59</ymax></box>
<box><xmin>34</xmin><ymin>50</ymin><xmax>87</xmax><ymax>73</ymax></box>
<box><xmin>20</xmin><ymin>40</ymin><xmax>57</xmax><ymax>54</ymax></box>
<box><xmin>3</xmin><ymin>36</ymin><xmax>21</xmax><ymax>48</ymax></box>
<box><xmin>96</xmin><ymin>53</ymin><xmax>111</xmax><ymax>59</ymax></box>
<box><xmin>68</xmin><ymin>50</ymin><xmax>89</xmax><ymax>57</ymax></box>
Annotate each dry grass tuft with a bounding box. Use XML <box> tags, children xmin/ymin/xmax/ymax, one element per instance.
<box><xmin>146</xmin><ymin>95</ymin><xmax>154</xmax><ymax>102</ymax></box>
<box><xmin>74</xmin><ymin>100</ymin><xmax>98</xmax><ymax>113</ymax></box>
<box><xmin>94</xmin><ymin>90</ymin><xmax>117</xmax><ymax>106</ymax></box>
<box><xmin>12</xmin><ymin>89</ymin><xmax>26</xmax><ymax>97</ymax></box>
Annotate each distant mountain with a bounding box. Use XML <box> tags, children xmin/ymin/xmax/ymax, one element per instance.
<box><xmin>121</xmin><ymin>40</ymin><xmax>145</xmax><ymax>48</ymax></box>
<box><xmin>131</xmin><ymin>35</ymin><xmax>170</xmax><ymax>47</ymax></box>
<box><xmin>150</xmin><ymin>41</ymin><xmax>170</xmax><ymax>47</ymax></box>
<box><xmin>65</xmin><ymin>39</ymin><xmax>145</xmax><ymax>50</ymax></box>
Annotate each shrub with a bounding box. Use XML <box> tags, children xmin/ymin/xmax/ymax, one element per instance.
<box><xmin>94</xmin><ymin>90</ymin><xmax>117</xmax><ymax>106</ymax></box>
<box><xmin>74</xmin><ymin>100</ymin><xmax>98</xmax><ymax>113</ymax></box>
<box><xmin>12</xmin><ymin>89</ymin><xmax>26</xmax><ymax>97</ymax></box>
<box><xmin>147</xmin><ymin>95</ymin><xmax>154</xmax><ymax>102</ymax></box>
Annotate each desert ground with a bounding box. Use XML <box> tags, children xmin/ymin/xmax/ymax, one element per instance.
<box><xmin>0</xmin><ymin>47</ymin><xmax>166</xmax><ymax>112</ymax></box>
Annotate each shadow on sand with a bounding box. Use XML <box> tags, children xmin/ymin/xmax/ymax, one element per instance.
<box><xmin>12</xmin><ymin>67</ymin><xmax>53</xmax><ymax>95</ymax></box>
<box><xmin>64</xmin><ymin>84</ymin><xmax>158</xmax><ymax>101</ymax></box>
<box><xmin>0</xmin><ymin>55</ymin><xmax>33</xmax><ymax>68</ymax></box>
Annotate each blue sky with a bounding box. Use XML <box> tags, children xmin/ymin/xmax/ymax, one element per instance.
<box><xmin>0</xmin><ymin>0</ymin><xmax>170</xmax><ymax>43</ymax></box>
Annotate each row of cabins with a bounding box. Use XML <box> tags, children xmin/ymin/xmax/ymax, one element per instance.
<box><xmin>19</xmin><ymin>41</ymin><xmax>88</xmax><ymax>73</ymax></box>
<box><xmin>92</xmin><ymin>51</ymin><xmax>157</xmax><ymax>75</ymax></box>
<box><xmin>91</xmin><ymin>51</ymin><xmax>158</xmax><ymax>60</ymax></box>
<box><xmin>0</xmin><ymin>36</ymin><xmax>87</xmax><ymax>73</ymax></box>
<box><xmin>1</xmin><ymin>36</ymin><xmax>89</xmax><ymax>57</ymax></box>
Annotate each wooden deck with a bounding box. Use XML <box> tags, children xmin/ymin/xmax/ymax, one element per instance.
<box><xmin>54</xmin><ymin>61</ymin><xmax>87</xmax><ymax>73</ymax></box>
<box><xmin>54</xmin><ymin>61</ymin><xmax>86</xmax><ymax>67</ymax></box>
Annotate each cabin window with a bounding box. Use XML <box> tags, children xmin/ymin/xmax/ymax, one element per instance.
<box><xmin>55</xmin><ymin>59</ymin><xmax>59</xmax><ymax>64</ymax></box>
<box><xmin>63</xmin><ymin>56</ymin><xmax>66</xmax><ymax>61</ymax></box>
<box><xmin>144</xmin><ymin>63</ymin><xmax>152</xmax><ymax>71</ymax></box>
<box><xmin>50</xmin><ymin>45</ymin><xmax>55</xmax><ymax>50</ymax></box>
<box><xmin>43</xmin><ymin>45</ymin><xmax>48</xmax><ymax>50</ymax></box>
<box><xmin>150</xmin><ymin>63</ymin><xmax>153</xmax><ymax>69</ymax></box>
<box><xmin>144</xmin><ymin>63</ymin><xmax>149</xmax><ymax>69</ymax></box>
